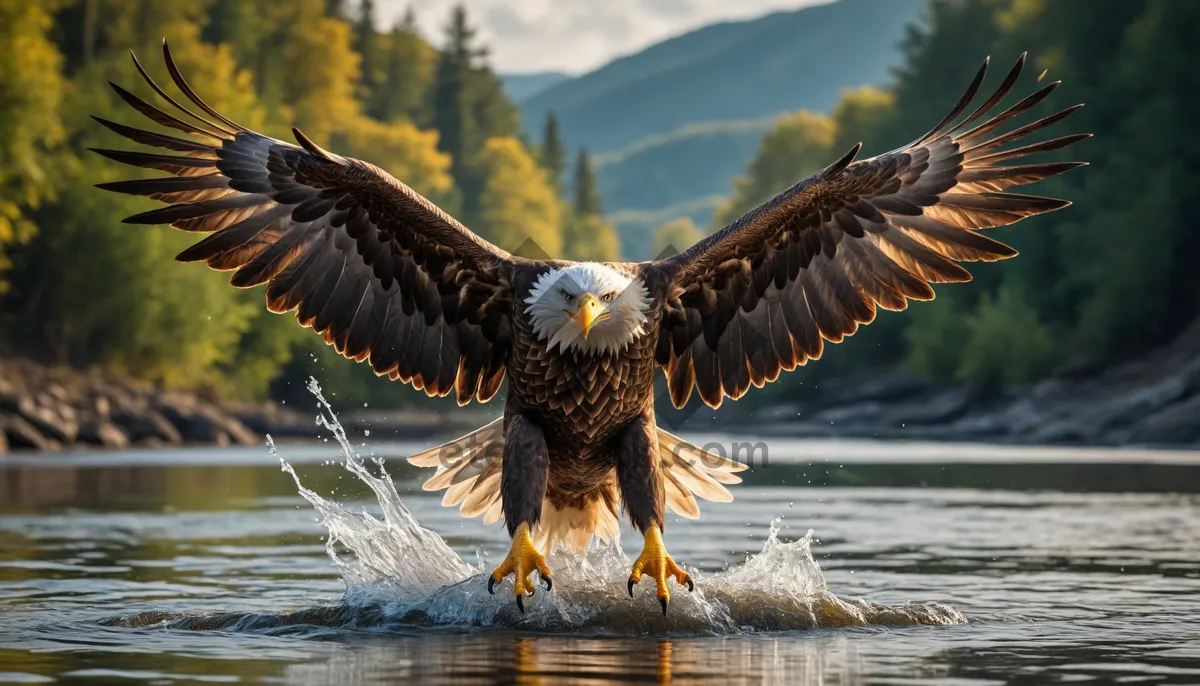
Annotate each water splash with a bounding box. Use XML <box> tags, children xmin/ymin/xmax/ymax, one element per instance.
<box><xmin>263</xmin><ymin>378</ymin><xmax>964</xmax><ymax>635</ymax></box>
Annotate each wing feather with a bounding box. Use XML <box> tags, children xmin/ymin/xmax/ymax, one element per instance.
<box><xmin>93</xmin><ymin>43</ymin><xmax>520</xmax><ymax>404</ymax></box>
<box><xmin>654</xmin><ymin>54</ymin><xmax>1086</xmax><ymax>407</ymax></box>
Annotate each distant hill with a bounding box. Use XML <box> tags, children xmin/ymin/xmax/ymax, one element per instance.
<box><xmin>594</xmin><ymin>118</ymin><xmax>773</xmax><ymax>257</ymax></box>
<box><xmin>519</xmin><ymin>0</ymin><xmax>925</xmax><ymax>258</ymax></box>
<box><xmin>521</xmin><ymin>0</ymin><xmax>924</xmax><ymax>155</ymax></box>
<box><xmin>501</xmin><ymin>72</ymin><xmax>572</xmax><ymax>104</ymax></box>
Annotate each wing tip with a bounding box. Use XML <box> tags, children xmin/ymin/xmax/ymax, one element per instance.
<box><xmin>292</xmin><ymin>127</ymin><xmax>342</xmax><ymax>163</ymax></box>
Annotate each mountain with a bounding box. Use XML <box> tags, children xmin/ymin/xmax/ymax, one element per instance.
<box><xmin>594</xmin><ymin>118</ymin><xmax>774</xmax><ymax>258</ymax></box>
<box><xmin>501</xmin><ymin>72</ymin><xmax>572</xmax><ymax>103</ymax></box>
<box><xmin>521</xmin><ymin>0</ymin><xmax>925</xmax><ymax>155</ymax></box>
<box><xmin>519</xmin><ymin>0</ymin><xmax>926</xmax><ymax>258</ymax></box>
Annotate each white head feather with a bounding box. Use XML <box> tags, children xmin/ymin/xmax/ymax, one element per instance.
<box><xmin>524</xmin><ymin>263</ymin><xmax>651</xmax><ymax>355</ymax></box>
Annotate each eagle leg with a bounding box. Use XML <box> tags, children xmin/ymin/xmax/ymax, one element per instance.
<box><xmin>628</xmin><ymin>525</ymin><xmax>694</xmax><ymax>616</ymax></box>
<box><xmin>488</xmin><ymin>521</ymin><xmax>552</xmax><ymax>612</ymax></box>
<box><xmin>493</xmin><ymin>413</ymin><xmax>552</xmax><ymax>612</ymax></box>
<box><xmin>617</xmin><ymin>411</ymin><xmax>693</xmax><ymax>615</ymax></box>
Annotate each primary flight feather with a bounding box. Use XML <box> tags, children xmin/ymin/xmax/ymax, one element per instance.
<box><xmin>94</xmin><ymin>44</ymin><xmax>1086</xmax><ymax>615</ymax></box>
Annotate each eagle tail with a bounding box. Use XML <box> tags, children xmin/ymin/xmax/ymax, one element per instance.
<box><xmin>656</xmin><ymin>428</ymin><xmax>748</xmax><ymax>519</ymax></box>
<box><xmin>407</xmin><ymin>421</ymin><xmax>748</xmax><ymax>552</ymax></box>
<box><xmin>408</xmin><ymin>418</ymin><xmax>507</xmax><ymax>525</ymax></box>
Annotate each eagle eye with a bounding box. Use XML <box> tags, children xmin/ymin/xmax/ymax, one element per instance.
<box><xmin>562</xmin><ymin>290</ymin><xmax>574</xmax><ymax>303</ymax></box>
<box><xmin>602</xmin><ymin>292</ymin><xmax>614</xmax><ymax>303</ymax></box>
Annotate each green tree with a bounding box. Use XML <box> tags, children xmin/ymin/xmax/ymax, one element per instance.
<box><xmin>0</xmin><ymin>0</ymin><xmax>64</xmax><ymax>293</ymax></box>
<box><xmin>539</xmin><ymin>111</ymin><xmax>566</xmax><ymax>191</ymax></box>
<box><xmin>353</xmin><ymin>0</ymin><xmax>382</xmax><ymax>108</ymax></box>
<box><xmin>283</xmin><ymin>17</ymin><xmax>362</xmax><ymax>145</ymax></box>
<box><xmin>203</xmin><ymin>0</ymin><xmax>266</xmax><ymax>68</ymax></box>
<box><xmin>340</xmin><ymin>115</ymin><xmax>456</xmax><ymax>203</ymax></box>
<box><xmin>562</xmin><ymin>211</ymin><xmax>620</xmax><ymax>262</ymax></box>
<box><xmin>371</xmin><ymin>9</ymin><xmax>435</xmax><ymax>122</ymax></box>
<box><xmin>428</xmin><ymin>5</ymin><xmax>518</xmax><ymax>221</ymax></box>
<box><xmin>956</xmin><ymin>285</ymin><xmax>1056</xmax><ymax>387</ymax></box>
<box><xmin>714</xmin><ymin>110</ymin><xmax>834</xmax><ymax>227</ymax></box>
<box><xmin>572</xmin><ymin>148</ymin><xmax>602</xmax><ymax>216</ymax></box>
<box><xmin>652</xmin><ymin>217</ymin><xmax>703</xmax><ymax>258</ymax></box>
<box><xmin>475</xmin><ymin>137</ymin><xmax>563</xmax><ymax>257</ymax></box>
<box><xmin>325</xmin><ymin>0</ymin><xmax>347</xmax><ymax>18</ymax></box>
<box><xmin>829</xmin><ymin>85</ymin><xmax>896</xmax><ymax>157</ymax></box>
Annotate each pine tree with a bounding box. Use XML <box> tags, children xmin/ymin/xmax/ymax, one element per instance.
<box><xmin>0</xmin><ymin>0</ymin><xmax>63</xmax><ymax>293</ymax></box>
<box><xmin>540</xmin><ymin>111</ymin><xmax>566</xmax><ymax>191</ymax></box>
<box><xmin>476</xmin><ymin>138</ymin><xmax>563</xmax><ymax>258</ymax></box>
<box><xmin>572</xmin><ymin>148</ymin><xmax>602</xmax><ymax>216</ymax></box>
<box><xmin>325</xmin><ymin>0</ymin><xmax>347</xmax><ymax>19</ymax></box>
<box><xmin>371</xmin><ymin>8</ymin><xmax>434</xmax><ymax>122</ymax></box>
<box><xmin>428</xmin><ymin>5</ymin><xmax>518</xmax><ymax>222</ymax></box>
<box><xmin>353</xmin><ymin>0</ymin><xmax>381</xmax><ymax>108</ymax></box>
<box><xmin>430</xmin><ymin>6</ymin><xmax>482</xmax><ymax>212</ymax></box>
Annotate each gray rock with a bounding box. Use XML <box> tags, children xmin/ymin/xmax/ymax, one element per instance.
<box><xmin>9</xmin><ymin>394</ymin><xmax>79</xmax><ymax>444</ymax></box>
<box><xmin>112</xmin><ymin>409</ymin><xmax>182</xmax><ymax>445</ymax></box>
<box><xmin>0</xmin><ymin>413</ymin><xmax>55</xmax><ymax>451</ymax></box>
<box><xmin>158</xmin><ymin>395</ymin><xmax>257</xmax><ymax>445</ymax></box>
<box><xmin>231</xmin><ymin>404</ymin><xmax>314</xmax><ymax>439</ymax></box>
<box><xmin>811</xmin><ymin>401</ymin><xmax>887</xmax><ymax>426</ymax></box>
<box><xmin>90</xmin><ymin>394</ymin><xmax>112</xmax><ymax>420</ymax></box>
<box><xmin>754</xmin><ymin>403</ymin><xmax>805</xmax><ymax>424</ymax></box>
<box><xmin>885</xmin><ymin>389</ymin><xmax>972</xmax><ymax>426</ymax></box>
<box><xmin>1027</xmin><ymin>419</ymin><xmax>1094</xmax><ymax>445</ymax></box>
<box><xmin>1126</xmin><ymin>394</ymin><xmax>1200</xmax><ymax>445</ymax></box>
<box><xmin>946</xmin><ymin>412</ymin><xmax>1013</xmax><ymax>439</ymax></box>
<box><xmin>824</xmin><ymin>371</ymin><xmax>930</xmax><ymax>406</ymax></box>
<box><xmin>77</xmin><ymin>418</ymin><xmax>131</xmax><ymax>450</ymax></box>
<box><xmin>1085</xmin><ymin>376</ymin><xmax>1189</xmax><ymax>430</ymax></box>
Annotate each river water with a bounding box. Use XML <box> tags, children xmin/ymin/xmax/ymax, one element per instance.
<box><xmin>1</xmin><ymin>389</ymin><xmax>1198</xmax><ymax>684</ymax></box>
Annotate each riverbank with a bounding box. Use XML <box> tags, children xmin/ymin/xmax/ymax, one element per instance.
<box><xmin>0</xmin><ymin>359</ymin><xmax>493</xmax><ymax>454</ymax></box>
<box><xmin>2</xmin><ymin>317</ymin><xmax>1197</xmax><ymax>454</ymax></box>
<box><xmin>742</xmin><ymin>317</ymin><xmax>1200</xmax><ymax>449</ymax></box>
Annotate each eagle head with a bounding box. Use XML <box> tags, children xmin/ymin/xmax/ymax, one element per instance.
<box><xmin>524</xmin><ymin>263</ymin><xmax>651</xmax><ymax>355</ymax></box>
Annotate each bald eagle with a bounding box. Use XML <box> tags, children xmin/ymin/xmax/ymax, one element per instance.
<box><xmin>94</xmin><ymin>45</ymin><xmax>1086</xmax><ymax>615</ymax></box>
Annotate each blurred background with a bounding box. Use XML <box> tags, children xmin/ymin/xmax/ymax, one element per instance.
<box><xmin>0</xmin><ymin>0</ymin><xmax>1197</xmax><ymax>451</ymax></box>
<box><xmin>2</xmin><ymin>4</ymin><xmax>1200</xmax><ymax>683</ymax></box>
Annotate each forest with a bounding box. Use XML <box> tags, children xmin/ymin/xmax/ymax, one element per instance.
<box><xmin>719</xmin><ymin>0</ymin><xmax>1200</xmax><ymax>399</ymax></box>
<box><xmin>0</xmin><ymin>0</ymin><xmax>616</xmax><ymax>406</ymax></box>
<box><xmin>0</xmin><ymin>0</ymin><xmax>1196</xmax><ymax>409</ymax></box>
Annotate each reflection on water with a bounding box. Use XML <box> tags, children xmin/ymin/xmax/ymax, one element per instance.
<box><xmin>280</xmin><ymin>634</ymin><xmax>867</xmax><ymax>686</ymax></box>
<box><xmin>0</xmin><ymin>392</ymin><xmax>1199</xmax><ymax>683</ymax></box>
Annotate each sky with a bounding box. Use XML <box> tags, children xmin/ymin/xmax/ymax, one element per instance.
<box><xmin>375</xmin><ymin>0</ymin><xmax>830</xmax><ymax>74</ymax></box>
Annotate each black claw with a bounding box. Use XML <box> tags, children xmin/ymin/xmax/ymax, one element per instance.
<box><xmin>628</xmin><ymin>578</ymin><xmax>636</xmax><ymax>597</ymax></box>
<box><xmin>516</xmin><ymin>594</ymin><xmax>525</xmax><ymax>614</ymax></box>
<box><xmin>488</xmin><ymin>576</ymin><xmax>496</xmax><ymax>595</ymax></box>
<box><xmin>660</xmin><ymin>598</ymin><xmax>668</xmax><ymax>616</ymax></box>
<box><xmin>542</xmin><ymin>575</ymin><xmax>553</xmax><ymax>592</ymax></box>
<box><xmin>685</xmin><ymin>578</ymin><xmax>695</xmax><ymax>592</ymax></box>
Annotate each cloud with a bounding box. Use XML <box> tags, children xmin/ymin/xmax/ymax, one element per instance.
<box><xmin>375</xmin><ymin>0</ymin><xmax>829</xmax><ymax>73</ymax></box>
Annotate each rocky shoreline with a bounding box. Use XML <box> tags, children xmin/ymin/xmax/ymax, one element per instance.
<box><xmin>0</xmin><ymin>358</ymin><xmax>496</xmax><ymax>454</ymax></box>
<box><xmin>2</xmin><ymin>317</ymin><xmax>1197</xmax><ymax>454</ymax></box>
<box><xmin>743</xmin><ymin>317</ymin><xmax>1200</xmax><ymax>449</ymax></box>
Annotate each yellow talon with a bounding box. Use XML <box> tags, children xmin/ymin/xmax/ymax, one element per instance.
<box><xmin>488</xmin><ymin>522</ymin><xmax>552</xmax><ymax>612</ymax></box>
<box><xmin>627</xmin><ymin>525</ymin><xmax>693</xmax><ymax>615</ymax></box>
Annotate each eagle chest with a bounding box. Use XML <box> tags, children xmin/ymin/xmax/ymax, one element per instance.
<box><xmin>510</xmin><ymin>312</ymin><xmax>658</xmax><ymax>447</ymax></box>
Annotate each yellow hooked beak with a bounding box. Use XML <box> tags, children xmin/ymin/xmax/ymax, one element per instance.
<box><xmin>564</xmin><ymin>293</ymin><xmax>610</xmax><ymax>339</ymax></box>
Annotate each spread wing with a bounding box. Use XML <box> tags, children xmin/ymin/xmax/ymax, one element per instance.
<box><xmin>654</xmin><ymin>54</ymin><xmax>1089</xmax><ymax>408</ymax></box>
<box><xmin>93</xmin><ymin>43</ymin><xmax>517</xmax><ymax>405</ymax></box>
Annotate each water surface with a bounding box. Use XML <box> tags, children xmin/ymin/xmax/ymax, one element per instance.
<box><xmin>1</xmin><ymin>396</ymin><xmax>1198</xmax><ymax>684</ymax></box>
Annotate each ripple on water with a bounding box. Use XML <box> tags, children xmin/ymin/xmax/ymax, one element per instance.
<box><xmin>101</xmin><ymin>378</ymin><xmax>965</xmax><ymax>637</ymax></box>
